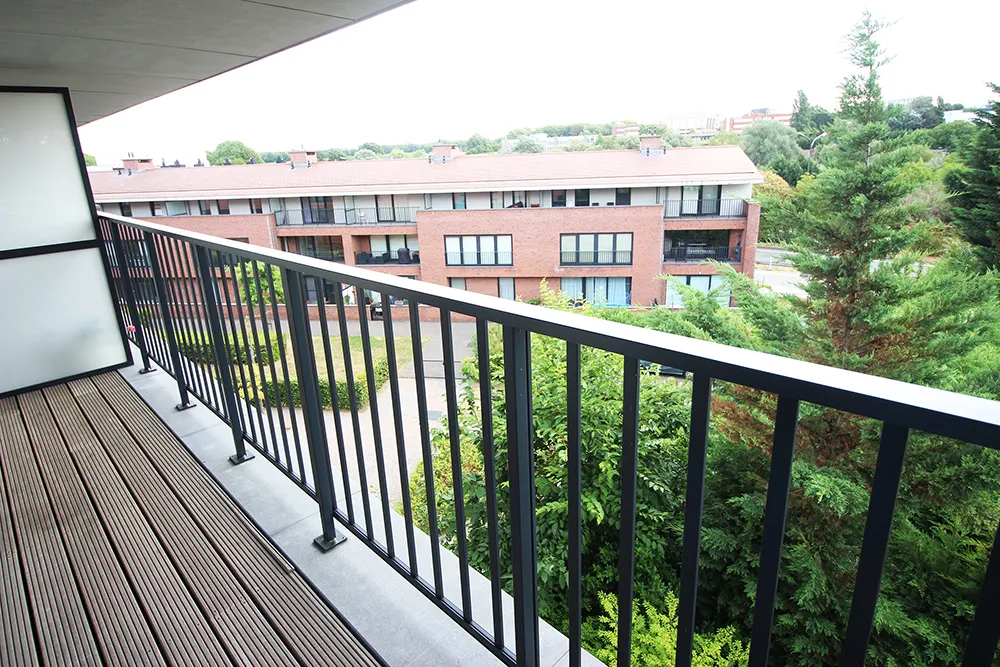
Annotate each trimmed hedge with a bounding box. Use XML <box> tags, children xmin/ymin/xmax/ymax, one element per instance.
<box><xmin>174</xmin><ymin>332</ymin><xmax>285</xmax><ymax>365</ymax></box>
<box><xmin>258</xmin><ymin>356</ymin><xmax>390</xmax><ymax>410</ymax></box>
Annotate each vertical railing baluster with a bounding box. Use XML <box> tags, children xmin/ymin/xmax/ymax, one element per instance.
<box><xmin>356</xmin><ymin>295</ymin><xmax>394</xmax><ymax>555</ymax></box>
<box><xmin>284</xmin><ymin>268</ymin><xmax>345</xmax><ymax>551</ymax></box>
<box><xmin>566</xmin><ymin>341</ymin><xmax>582</xmax><ymax>667</ymax></box>
<box><xmin>128</xmin><ymin>229</ymin><xmax>170</xmax><ymax>369</ymax></box>
<box><xmin>143</xmin><ymin>230</ymin><xmax>193</xmax><ymax>410</ymax></box>
<box><xmin>410</xmin><ymin>302</ymin><xmax>443</xmax><ymax>596</ymax></box>
<box><xmin>173</xmin><ymin>237</ymin><xmax>221</xmax><ymax>409</ymax></box>
<box><xmin>266</xmin><ymin>266</ymin><xmax>305</xmax><ymax>479</ymax></box>
<box><xmin>382</xmin><ymin>295</ymin><xmax>418</xmax><ymax>573</ymax></box>
<box><xmin>213</xmin><ymin>250</ymin><xmax>252</xmax><ymax>441</ymax></box>
<box><xmin>194</xmin><ymin>245</ymin><xmax>253</xmax><ymax>465</ymax></box>
<box><xmin>676</xmin><ymin>372</ymin><xmax>713</xmax><ymax>667</ymax></box>
<box><xmin>235</xmin><ymin>254</ymin><xmax>278</xmax><ymax>459</ymax></box>
<box><xmin>479</xmin><ymin>319</ymin><xmax>504</xmax><ymax>649</ymax></box>
<box><xmin>962</xmin><ymin>521</ymin><xmax>1000</xmax><ymax>666</ymax></box>
<box><xmin>221</xmin><ymin>251</ymin><xmax>267</xmax><ymax>455</ymax></box>
<box><xmin>616</xmin><ymin>356</ymin><xmax>641</xmax><ymax>667</ymax></box>
<box><xmin>252</xmin><ymin>262</ymin><xmax>291</xmax><ymax>469</ymax></box>
<box><xmin>316</xmin><ymin>281</ymin><xmax>354</xmax><ymax>524</ymax></box>
<box><xmin>162</xmin><ymin>236</ymin><xmax>209</xmax><ymax>403</ymax></box>
<box><xmin>108</xmin><ymin>222</ymin><xmax>153</xmax><ymax>373</ymax></box>
<box><xmin>503</xmin><ymin>325</ymin><xmax>540</xmax><ymax>667</ymax></box>
<box><xmin>749</xmin><ymin>395</ymin><xmax>801</xmax><ymax>667</ymax></box>
<box><xmin>442</xmin><ymin>310</ymin><xmax>472</xmax><ymax>619</ymax></box>
<box><xmin>182</xmin><ymin>239</ymin><xmax>224</xmax><ymax>411</ymax></box>
<box><xmin>334</xmin><ymin>282</ymin><xmax>373</xmax><ymax>540</ymax></box>
<box><xmin>840</xmin><ymin>423</ymin><xmax>910</xmax><ymax>666</ymax></box>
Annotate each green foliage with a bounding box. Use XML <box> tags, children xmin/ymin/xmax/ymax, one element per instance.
<box><xmin>661</xmin><ymin>129</ymin><xmax>693</xmax><ymax>148</ymax></box>
<box><xmin>258</xmin><ymin>356</ymin><xmax>389</xmax><ymax>410</ymax></box>
<box><xmin>595</xmin><ymin>134</ymin><xmax>640</xmax><ymax>150</ymax></box>
<box><xmin>353</xmin><ymin>148</ymin><xmax>378</xmax><ymax>160</ymax></box>
<box><xmin>766</xmin><ymin>153</ymin><xmax>805</xmax><ymax>186</ymax></box>
<box><xmin>910</xmin><ymin>120</ymin><xmax>977</xmax><ymax>153</ymax></box>
<box><xmin>740</xmin><ymin>119</ymin><xmax>801</xmax><ymax>167</ymax></box>
<box><xmin>464</xmin><ymin>133</ymin><xmax>501</xmax><ymax>154</ymax></box>
<box><xmin>587</xmin><ymin>591</ymin><xmax>749</xmax><ymax>667</ymax></box>
<box><xmin>753</xmin><ymin>170</ymin><xmax>794</xmax><ymax>242</ymax></box>
<box><xmin>84</xmin><ymin>153</ymin><xmax>97</xmax><ymax>166</ymax></box>
<box><xmin>206</xmin><ymin>140</ymin><xmax>261</xmax><ymax>165</ymax></box>
<box><xmin>261</xmin><ymin>151</ymin><xmax>289</xmax><ymax>163</ymax></box>
<box><xmin>945</xmin><ymin>82</ymin><xmax>1000</xmax><ymax>272</ymax></box>
<box><xmin>512</xmin><ymin>137</ymin><xmax>545</xmax><ymax>153</ymax></box>
<box><xmin>888</xmin><ymin>96</ymin><xmax>945</xmax><ymax>132</ymax></box>
<box><xmin>705</xmin><ymin>131</ymin><xmax>741</xmax><ymax>146</ymax></box>
<box><xmin>174</xmin><ymin>331</ymin><xmax>285</xmax><ymax>365</ymax></box>
<box><xmin>234</xmin><ymin>261</ymin><xmax>283</xmax><ymax>306</ymax></box>
<box><xmin>317</xmin><ymin>148</ymin><xmax>346</xmax><ymax>161</ymax></box>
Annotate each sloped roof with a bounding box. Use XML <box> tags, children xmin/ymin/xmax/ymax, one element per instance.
<box><xmin>89</xmin><ymin>146</ymin><xmax>763</xmax><ymax>202</ymax></box>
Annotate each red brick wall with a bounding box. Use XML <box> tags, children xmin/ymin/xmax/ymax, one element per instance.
<box><xmin>415</xmin><ymin>206</ymin><xmax>667</xmax><ymax>306</ymax></box>
<box><xmin>139</xmin><ymin>214</ymin><xmax>276</xmax><ymax>249</ymax></box>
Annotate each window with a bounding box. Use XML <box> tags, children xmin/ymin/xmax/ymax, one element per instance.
<box><xmin>165</xmin><ymin>201</ymin><xmax>188</xmax><ymax>216</ymax></box>
<box><xmin>294</xmin><ymin>236</ymin><xmax>344</xmax><ymax>262</ymax></box>
<box><xmin>217</xmin><ymin>199</ymin><xmax>230</xmax><ymax>215</ymax></box>
<box><xmin>452</xmin><ymin>193</ymin><xmax>467</xmax><ymax>210</ymax></box>
<box><xmin>449</xmin><ymin>277</ymin><xmax>467</xmax><ymax>290</ymax></box>
<box><xmin>560</xmin><ymin>233</ymin><xmax>632</xmax><ymax>265</ymax></box>
<box><xmin>498</xmin><ymin>277</ymin><xmax>515</xmax><ymax>300</ymax></box>
<box><xmin>574</xmin><ymin>189</ymin><xmax>590</xmax><ymax>207</ymax></box>
<box><xmin>198</xmin><ymin>200</ymin><xmax>211</xmax><ymax>215</ymax></box>
<box><xmin>560</xmin><ymin>277</ymin><xmax>631</xmax><ymax>305</ymax></box>
<box><xmin>150</xmin><ymin>202</ymin><xmax>163</xmax><ymax>216</ymax></box>
<box><xmin>552</xmin><ymin>190</ymin><xmax>567</xmax><ymax>207</ymax></box>
<box><xmin>512</xmin><ymin>191</ymin><xmax>525</xmax><ymax>208</ymax></box>
<box><xmin>250</xmin><ymin>198</ymin><xmax>263</xmax><ymax>214</ymax></box>
<box><xmin>491</xmin><ymin>192</ymin><xmax>503</xmax><ymax>209</ymax></box>
<box><xmin>615</xmin><ymin>188</ymin><xmax>631</xmax><ymax>206</ymax></box>
<box><xmin>665</xmin><ymin>274</ymin><xmax>731</xmax><ymax>308</ymax></box>
<box><xmin>444</xmin><ymin>235</ymin><xmax>513</xmax><ymax>266</ymax></box>
<box><xmin>362</xmin><ymin>234</ymin><xmax>419</xmax><ymax>264</ymax></box>
<box><xmin>120</xmin><ymin>202</ymin><xmax>132</xmax><ymax>217</ymax></box>
<box><xmin>423</xmin><ymin>193</ymin><xmax>433</xmax><ymax>210</ymax></box>
<box><xmin>301</xmin><ymin>196</ymin><xmax>333</xmax><ymax>223</ymax></box>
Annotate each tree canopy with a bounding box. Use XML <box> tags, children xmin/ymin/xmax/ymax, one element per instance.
<box><xmin>206</xmin><ymin>140</ymin><xmax>261</xmax><ymax>165</ymax></box>
<box><xmin>740</xmin><ymin>119</ymin><xmax>801</xmax><ymax>167</ymax></box>
<box><xmin>84</xmin><ymin>153</ymin><xmax>97</xmax><ymax>166</ymax></box>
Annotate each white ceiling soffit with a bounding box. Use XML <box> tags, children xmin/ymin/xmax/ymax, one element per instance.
<box><xmin>0</xmin><ymin>0</ymin><xmax>413</xmax><ymax>125</ymax></box>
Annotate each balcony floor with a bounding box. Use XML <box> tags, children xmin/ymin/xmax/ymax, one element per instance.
<box><xmin>0</xmin><ymin>372</ymin><xmax>380</xmax><ymax>667</ymax></box>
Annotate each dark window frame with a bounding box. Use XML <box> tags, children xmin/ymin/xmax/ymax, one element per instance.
<box><xmin>250</xmin><ymin>198</ymin><xmax>263</xmax><ymax>214</ymax></box>
<box><xmin>149</xmin><ymin>201</ymin><xmax>163</xmax><ymax>217</ymax></box>
<box><xmin>574</xmin><ymin>189</ymin><xmax>590</xmax><ymax>207</ymax></box>
<box><xmin>562</xmin><ymin>276</ymin><xmax>633</xmax><ymax>305</ymax></box>
<box><xmin>615</xmin><ymin>187</ymin><xmax>632</xmax><ymax>206</ymax></box>
<box><xmin>552</xmin><ymin>190</ymin><xmax>567</xmax><ymax>207</ymax></box>
<box><xmin>498</xmin><ymin>277</ymin><xmax>516</xmax><ymax>300</ymax></box>
<box><xmin>559</xmin><ymin>232</ymin><xmax>633</xmax><ymax>266</ymax></box>
<box><xmin>216</xmin><ymin>199</ymin><xmax>230</xmax><ymax>215</ymax></box>
<box><xmin>444</xmin><ymin>234</ymin><xmax>513</xmax><ymax>266</ymax></box>
<box><xmin>198</xmin><ymin>200</ymin><xmax>212</xmax><ymax>215</ymax></box>
<box><xmin>453</xmin><ymin>192</ymin><xmax>467</xmax><ymax>210</ymax></box>
<box><xmin>119</xmin><ymin>202</ymin><xmax>133</xmax><ymax>217</ymax></box>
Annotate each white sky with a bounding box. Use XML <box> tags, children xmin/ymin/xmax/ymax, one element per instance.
<box><xmin>79</xmin><ymin>0</ymin><xmax>999</xmax><ymax>166</ymax></box>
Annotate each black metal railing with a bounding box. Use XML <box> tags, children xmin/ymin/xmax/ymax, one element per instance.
<box><xmin>663</xmin><ymin>246</ymin><xmax>741</xmax><ymax>263</ymax></box>
<box><xmin>444</xmin><ymin>251</ymin><xmax>513</xmax><ymax>266</ymax></box>
<box><xmin>663</xmin><ymin>198</ymin><xmax>747</xmax><ymax>218</ymax></box>
<box><xmin>275</xmin><ymin>207</ymin><xmax>419</xmax><ymax>226</ymax></box>
<box><xmin>560</xmin><ymin>250</ymin><xmax>632</xmax><ymax>266</ymax></box>
<box><xmin>98</xmin><ymin>211</ymin><xmax>1000</xmax><ymax>667</ymax></box>
<box><xmin>355</xmin><ymin>249</ymin><xmax>421</xmax><ymax>265</ymax></box>
<box><xmin>298</xmin><ymin>251</ymin><xmax>346</xmax><ymax>263</ymax></box>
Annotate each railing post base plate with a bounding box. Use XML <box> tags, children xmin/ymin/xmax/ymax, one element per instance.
<box><xmin>229</xmin><ymin>452</ymin><xmax>255</xmax><ymax>466</ymax></box>
<box><xmin>313</xmin><ymin>533</ymin><xmax>347</xmax><ymax>552</ymax></box>
<box><xmin>138</xmin><ymin>367</ymin><xmax>156</xmax><ymax>375</ymax></box>
<box><xmin>175</xmin><ymin>402</ymin><xmax>196</xmax><ymax>412</ymax></box>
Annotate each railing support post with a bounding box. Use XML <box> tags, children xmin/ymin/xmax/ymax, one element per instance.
<box><xmin>194</xmin><ymin>246</ymin><xmax>253</xmax><ymax>465</ymax></box>
<box><xmin>143</xmin><ymin>231</ymin><xmax>194</xmax><ymax>411</ymax></box>
<box><xmin>503</xmin><ymin>325</ymin><xmax>540</xmax><ymax>667</ymax></box>
<box><xmin>109</xmin><ymin>223</ymin><xmax>154</xmax><ymax>374</ymax></box>
<box><xmin>283</xmin><ymin>268</ymin><xmax>345</xmax><ymax>551</ymax></box>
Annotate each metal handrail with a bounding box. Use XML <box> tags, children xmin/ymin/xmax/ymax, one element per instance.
<box><xmin>663</xmin><ymin>198</ymin><xmax>747</xmax><ymax>218</ymax></box>
<box><xmin>275</xmin><ymin>207</ymin><xmax>419</xmax><ymax>226</ymax></box>
<box><xmin>444</xmin><ymin>251</ymin><xmax>513</xmax><ymax>267</ymax></box>
<box><xmin>355</xmin><ymin>249</ymin><xmax>421</xmax><ymax>265</ymax></box>
<box><xmin>560</xmin><ymin>250</ymin><xmax>633</xmax><ymax>266</ymax></box>
<box><xmin>98</xmin><ymin>211</ymin><xmax>1000</xmax><ymax>667</ymax></box>
<box><xmin>663</xmin><ymin>246</ymin><xmax>741</xmax><ymax>262</ymax></box>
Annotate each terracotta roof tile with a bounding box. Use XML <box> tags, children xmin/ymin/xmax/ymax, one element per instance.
<box><xmin>89</xmin><ymin>146</ymin><xmax>762</xmax><ymax>201</ymax></box>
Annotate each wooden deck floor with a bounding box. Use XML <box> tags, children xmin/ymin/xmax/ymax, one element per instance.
<box><xmin>0</xmin><ymin>371</ymin><xmax>381</xmax><ymax>667</ymax></box>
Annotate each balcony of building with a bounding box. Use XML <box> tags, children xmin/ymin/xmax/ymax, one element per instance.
<box><xmin>663</xmin><ymin>231</ymin><xmax>742</xmax><ymax>264</ymax></box>
<box><xmin>276</xmin><ymin>207</ymin><xmax>420</xmax><ymax>227</ymax></box>
<box><xmin>663</xmin><ymin>197</ymin><xmax>747</xmax><ymax>219</ymax></box>
<box><xmin>281</xmin><ymin>235</ymin><xmax>346</xmax><ymax>263</ymax></box>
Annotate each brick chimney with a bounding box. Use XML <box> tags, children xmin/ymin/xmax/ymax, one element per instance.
<box><xmin>289</xmin><ymin>150</ymin><xmax>317</xmax><ymax>167</ymax></box>
<box><xmin>639</xmin><ymin>135</ymin><xmax>664</xmax><ymax>154</ymax></box>
<box><xmin>432</xmin><ymin>144</ymin><xmax>461</xmax><ymax>161</ymax></box>
<box><xmin>121</xmin><ymin>155</ymin><xmax>153</xmax><ymax>172</ymax></box>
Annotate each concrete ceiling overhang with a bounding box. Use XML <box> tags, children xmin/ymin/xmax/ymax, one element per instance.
<box><xmin>0</xmin><ymin>0</ymin><xmax>413</xmax><ymax>125</ymax></box>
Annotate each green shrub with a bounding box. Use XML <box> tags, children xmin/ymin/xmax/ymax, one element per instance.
<box><xmin>173</xmin><ymin>331</ymin><xmax>285</xmax><ymax>365</ymax></box>
<box><xmin>258</xmin><ymin>356</ymin><xmax>390</xmax><ymax>410</ymax></box>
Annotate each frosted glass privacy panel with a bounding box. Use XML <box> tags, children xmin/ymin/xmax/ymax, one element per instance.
<box><xmin>0</xmin><ymin>92</ymin><xmax>96</xmax><ymax>251</ymax></box>
<box><xmin>0</xmin><ymin>249</ymin><xmax>127</xmax><ymax>394</ymax></box>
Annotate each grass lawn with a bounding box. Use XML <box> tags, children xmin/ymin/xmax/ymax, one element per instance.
<box><xmin>285</xmin><ymin>335</ymin><xmax>426</xmax><ymax>382</ymax></box>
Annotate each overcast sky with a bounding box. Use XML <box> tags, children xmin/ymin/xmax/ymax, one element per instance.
<box><xmin>79</xmin><ymin>0</ymin><xmax>999</xmax><ymax>165</ymax></box>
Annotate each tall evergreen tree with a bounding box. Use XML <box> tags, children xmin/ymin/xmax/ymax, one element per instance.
<box><xmin>946</xmin><ymin>83</ymin><xmax>1000</xmax><ymax>272</ymax></box>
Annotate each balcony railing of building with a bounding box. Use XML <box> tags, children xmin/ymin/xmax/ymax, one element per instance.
<box><xmin>445</xmin><ymin>251</ymin><xmax>514</xmax><ymax>267</ymax></box>
<box><xmin>664</xmin><ymin>198</ymin><xmax>747</xmax><ymax>218</ymax></box>
<box><xmin>355</xmin><ymin>249</ymin><xmax>421</xmax><ymax>265</ymax></box>
<box><xmin>297</xmin><ymin>251</ymin><xmax>346</xmax><ymax>263</ymax></box>
<box><xmin>664</xmin><ymin>246</ymin><xmax>741</xmax><ymax>263</ymax></box>
<box><xmin>275</xmin><ymin>207</ymin><xmax>419</xmax><ymax>226</ymax></box>
<box><xmin>560</xmin><ymin>250</ymin><xmax>632</xmax><ymax>266</ymax></box>
<box><xmin>98</xmin><ymin>211</ymin><xmax>1000</xmax><ymax>667</ymax></box>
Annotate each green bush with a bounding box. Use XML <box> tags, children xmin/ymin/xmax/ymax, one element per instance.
<box><xmin>174</xmin><ymin>331</ymin><xmax>285</xmax><ymax>365</ymax></box>
<box><xmin>258</xmin><ymin>356</ymin><xmax>390</xmax><ymax>410</ymax></box>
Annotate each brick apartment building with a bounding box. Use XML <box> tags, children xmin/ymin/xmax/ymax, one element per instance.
<box><xmin>89</xmin><ymin>136</ymin><xmax>763</xmax><ymax>309</ymax></box>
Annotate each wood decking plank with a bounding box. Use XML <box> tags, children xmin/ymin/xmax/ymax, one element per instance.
<box><xmin>95</xmin><ymin>371</ymin><xmax>381</xmax><ymax>667</ymax></box>
<box><xmin>0</xmin><ymin>395</ymin><xmax>101</xmax><ymax>666</ymax></box>
<box><xmin>18</xmin><ymin>389</ymin><xmax>165</xmax><ymax>667</ymax></box>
